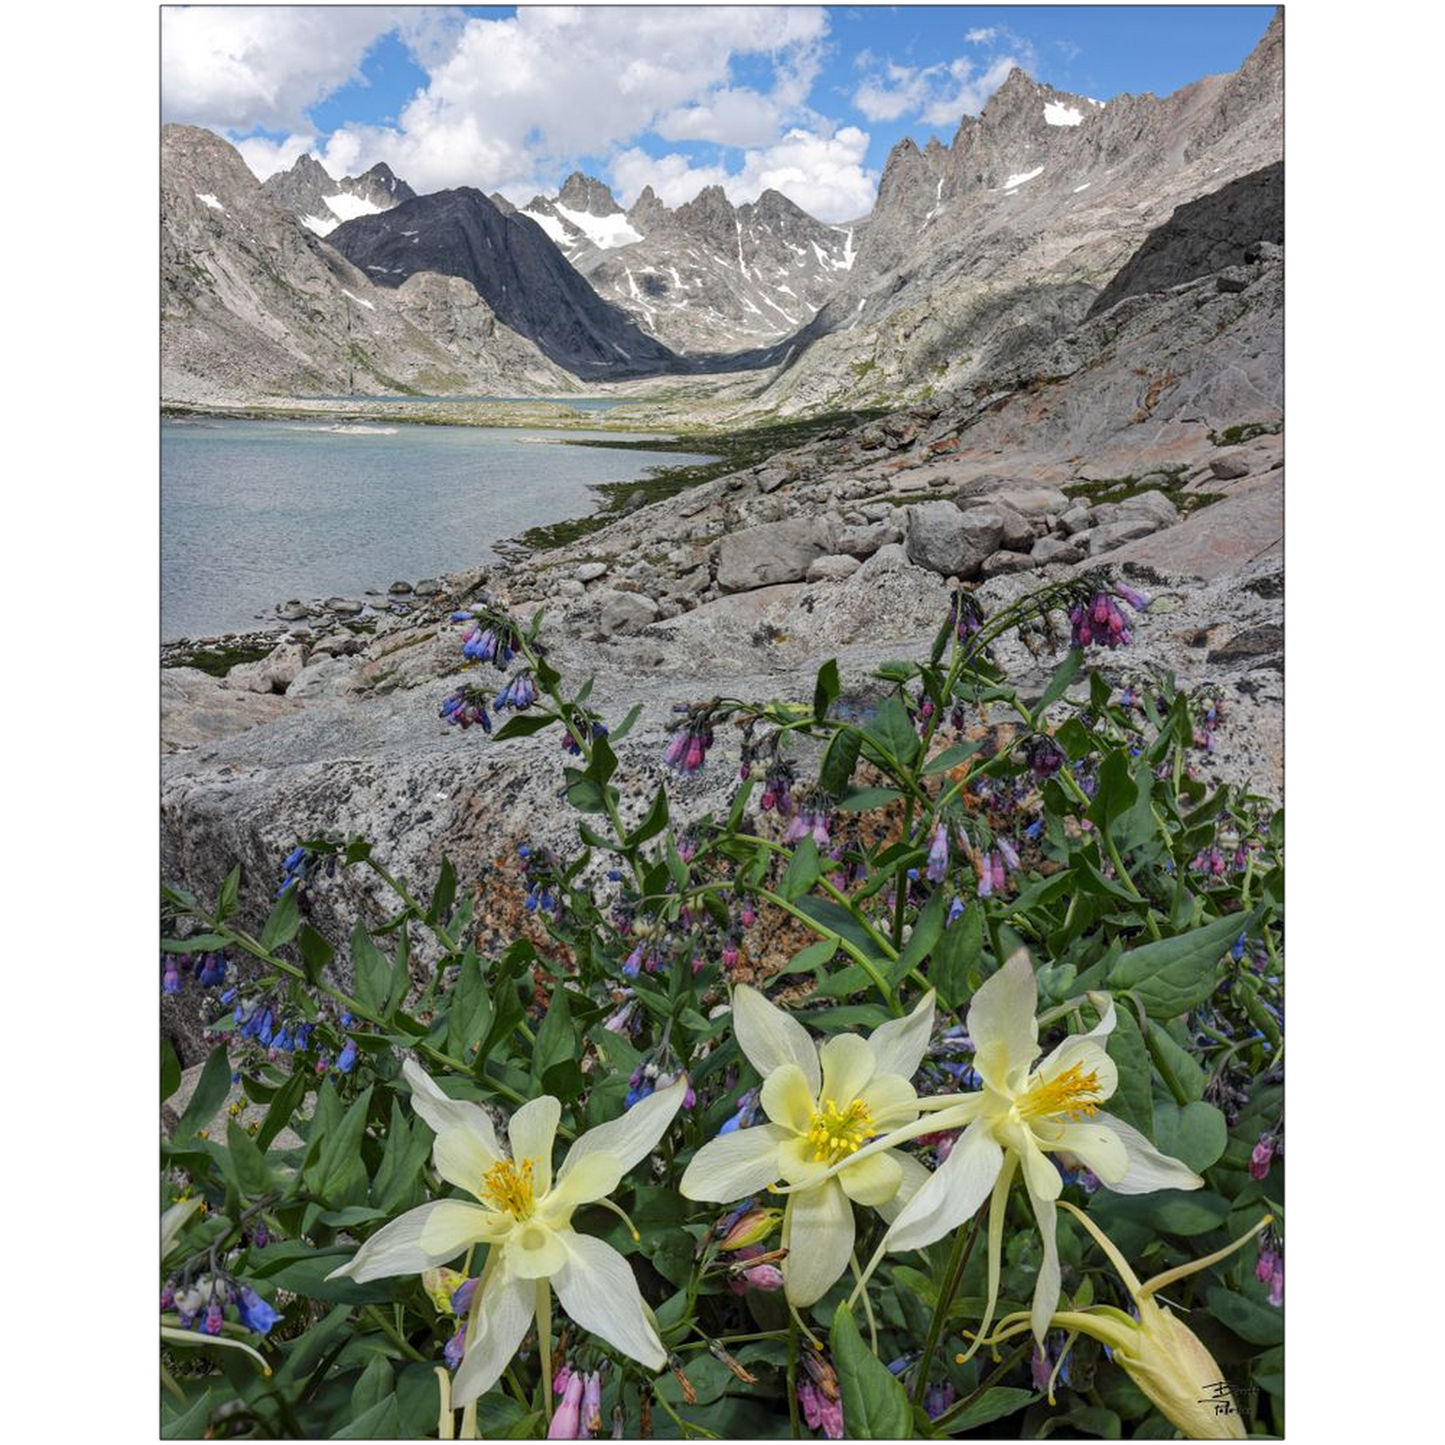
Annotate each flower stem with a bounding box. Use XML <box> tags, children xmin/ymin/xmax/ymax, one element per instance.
<box><xmin>536</xmin><ymin>1281</ymin><xmax>554</xmax><ymax>1426</ymax></box>
<box><xmin>911</xmin><ymin>1208</ymin><xmax>984</xmax><ymax>1406</ymax></box>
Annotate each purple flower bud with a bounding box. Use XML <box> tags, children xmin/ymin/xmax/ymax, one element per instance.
<box><xmin>553</xmin><ymin>1363</ymin><xmax>575</xmax><ymax>1397</ymax></box>
<box><xmin>581</xmin><ymin>1372</ymin><xmax>603</xmax><ymax>1438</ymax></box>
<box><xmin>926</xmin><ymin>824</ymin><xmax>949</xmax><ymax>883</ymax></box>
<box><xmin>444</xmin><ymin>1326</ymin><xmax>467</xmax><ymax>1371</ymax></box>
<box><xmin>997</xmin><ymin>836</ymin><xmax>1020</xmax><ymax>870</ymax></box>
<box><xmin>549</xmin><ymin>1372</ymin><xmax>584</xmax><ymax>1439</ymax></box>
<box><xmin>203</xmin><ymin>1301</ymin><xmax>225</xmax><ymax>1336</ymax></box>
<box><xmin>1249</xmin><ymin>1135</ymin><xmax>1275</xmax><ymax>1180</ymax></box>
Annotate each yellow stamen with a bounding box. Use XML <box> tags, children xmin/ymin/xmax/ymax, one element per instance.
<box><xmin>1018</xmin><ymin>1062</ymin><xmax>1103</xmax><ymax>1120</ymax></box>
<box><xmin>807</xmin><ymin>1098</ymin><xmax>876</xmax><ymax>1164</ymax></box>
<box><xmin>482</xmin><ymin>1157</ymin><xmax>538</xmax><ymax>1219</ymax></box>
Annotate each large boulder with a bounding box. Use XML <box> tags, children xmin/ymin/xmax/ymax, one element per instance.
<box><xmin>1094</xmin><ymin>490</ymin><xmax>1180</xmax><ymax>531</ymax></box>
<box><xmin>904</xmin><ymin>502</ymin><xmax>1004</xmax><ymax>579</ymax></box>
<box><xmin>836</xmin><ymin>521</ymin><xmax>903</xmax><ymax>558</ymax></box>
<box><xmin>805</xmin><ymin>554</ymin><xmax>862</xmax><ymax>583</ymax></box>
<box><xmin>716</xmin><ymin>515</ymin><xmax>839</xmax><ymax>592</ymax></box>
<box><xmin>598</xmin><ymin>590</ymin><xmax>661</xmax><ymax>634</ymax></box>
<box><xmin>956</xmin><ymin>478</ymin><xmax>1070</xmax><ymax>517</ymax></box>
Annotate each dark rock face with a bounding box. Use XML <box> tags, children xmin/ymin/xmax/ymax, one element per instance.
<box><xmin>1087</xmin><ymin>162</ymin><xmax>1283</xmax><ymax>317</ymax></box>
<box><xmin>328</xmin><ymin>188</ymin><xmax>682</xmax><ymax>378</ymax></box>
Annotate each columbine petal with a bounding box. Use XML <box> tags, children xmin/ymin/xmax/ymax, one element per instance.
<box><xmin>760</xmin><ymin>1063</ymin><xmax>816</xmax><ymax>1135</ymax></box>
<box><xmin>403</xmin><ymin>1060</ymin><xmax>503</xmax><ymax>1160</ymax></box>
<box><xmin>884</xmin><ymin>1117</ymin><xmax>1004</xmax><ymax>1254</ymax></box>
<box><xmin>434</xmin><ymin>1123</ymin><xmax>502</xmax><ymax>1199</ymax></box>
<box><xmin>553</xmin><ymin>1232</ymin><xmax>667</xmax><ymax>1370</ymax></box>
<box><xmin>818</xmin><ymin>1033</ymin><xmax>877</xmax><ymax>1109</ymax></box>
<box><xmin>856</xmin><ymin>1072</ymin><xmax>921</xmax><ymax>1129</ymax></box>
<box><xmin>966</xmin><ymin>949</ymin><xmax>1041</xmax><ymax>1088</ymax></box>
<box><xmin>1046</xmin><ymin>1120</ymin><xmax>1130</xmax><ymax>1186</ymax></box>
<box><xmin>867</xmin><ymin>990</ymin><xmax>936</xmax><ymax>1081</ymax></box>
<box><xmin>782</xmin><ymin>1178</ymin><xmax>855</xmax><ymax>1307</ymax></box>
<box><xmin>509</xmin><ymin>1095</ymin><xmax>562</xmax><ymax>1195</ymax></box>
<box><xmin>1035</xmin><ymin>996</ymin><xmax>1117</xmax><ymax>1082</ymax></box>
<box><xmin>558</xmin><ymin>1080</ymin><xmax>686</xmax><ymax>1182</ymax></box>
<box><xmin>327</xmin><ymin>1200</ymin><xmax>492</xmax><ymax>1282</ymax></box>
<box><xmin>877</xmin><ymin>1152</ymin><xmax>933</xmax><ymax>1224</ymax></box>
<box><xmin>451</xmin><ymin>1264</ymin><xmax>535</xmax><ymax>1407</ymax></box>
<box><xmin>540</xmin><ymin>1153</ymin><xmax>625</xmax><ymax>1226</ymax></box>
<box><xmin>1094</xmin><ymin>1113</ymin><xmax>1205</xmax><ymax>1194</ymax></box>
<box><xmin>732</xmin><ymin>985</ymin><xmax>822</xmax><ymax>1095</ymax></box>
<box><xmin>506</xmin><ymin>1220</ymin><xmax>571</xmax><ymax>1280</ymax></box>
<box><xmin>838</xmin><ymin>1150</ymin><xmax>903</xmax><ymax>1208</ymax></box>
<box><xmin>777</xmin><ymin>1134</ymin><xmax>831</xmax><ymax>1187</ymax></box>
<box><xmin>680</xmin><ymin>1125</ymin><xmax>789</xmax><ymax>1201</ymax></box>
<box><xmin>1028</xmin><ymin>1188</ymin><xmax>1062</xmax><ymax>1343</ymax></box>
<box><xmin>1004</xmin><ymin>1121</ymin><xmax>1063</xmax><ymax>1204</ymax></box>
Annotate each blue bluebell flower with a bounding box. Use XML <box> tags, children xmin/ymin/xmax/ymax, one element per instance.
<box><xmin>237</xmin><ymin>1286</ymin><xmax>283</xmax><ymax>1335</ymax></box>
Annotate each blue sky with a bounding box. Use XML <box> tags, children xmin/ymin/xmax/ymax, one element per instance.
<box><xmin>162</xmin><ymin>5</ymin><xmax>1276</xmax><ymax>221</ymax></box>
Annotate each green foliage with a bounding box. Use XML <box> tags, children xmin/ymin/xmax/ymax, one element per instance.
<box><xmin>160</xmin><ymin>574</ymin><xmax>1282</xmax><ymax>1439</ymax></box>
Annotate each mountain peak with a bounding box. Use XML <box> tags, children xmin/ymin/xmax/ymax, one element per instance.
<box><xmin>557</xmin><ymin>171</ymin><xmax>622</xmax><ymax>216</ymax></box>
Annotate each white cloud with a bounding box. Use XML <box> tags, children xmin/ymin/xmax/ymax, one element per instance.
<box><xmin>851</xmin><ymin>35</ymin><xmax>1037</xmax><ymax>132</ymax></box>
<box><xmin>161</xmin><ymin>6</ymin><xmax>415</xmax><ymax>133</ymax></box>
<box><xmin>612</xmin><ymin>125</ymin><xmax>877</xmax><ymax>224</ymax></box>
<box><xmin>230</xmin><ymin>132</ymin><xmax>325</xmax><ymax>183</ymax></box>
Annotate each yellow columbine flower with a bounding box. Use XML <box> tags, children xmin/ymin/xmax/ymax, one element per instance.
<box><xmin>802</xmin><ymin>949</ymin><xmax>1202</xmax><ymax>1350</ymax></box>
<box><xmin>977</xmin><ymin>1202</ymin><xmax>1273</xmax><ymax>1441</ymax></box>
<box><xmin>679</xmin><ymin>985</ymin><xmax>936</xmax><ymax>1307</ymax></box>
<box><xmin>328</xmin><ymin>1061</ymin><xmax>686</xmax><ymax>1407</ymax></box>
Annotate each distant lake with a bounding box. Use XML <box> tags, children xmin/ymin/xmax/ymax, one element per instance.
<box><xmin>161</xmin><ymin>418</ymin><xmax>715</xmax><ymax>639</ymax></box>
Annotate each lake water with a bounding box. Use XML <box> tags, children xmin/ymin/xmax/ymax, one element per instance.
<box><xmin>161</xmin><ymin>418</ymin><xmax>715</xmax><ymax>639</ymax></box>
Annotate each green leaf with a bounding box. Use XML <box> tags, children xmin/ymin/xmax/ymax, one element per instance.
<box><xmin>563</xmin><ymin>771</ymin><xmax>608</xmax><ymax>814</ymax></box>
<box><xmin>493</xmin><ymin>712</ymin><xmax>557</xmax><ymax>740</ymax></box>
<box><xmin>1108</xmin><ymin>911</ymin><xmax>1251</xmax><ymax>1018</ymax></box>
<box><xmin>813</xmin><ymin>658</ymin><xmax>840</xmax><ymax>721</ymax></box>
<box><xmin>940</xmin><ymin>1387</ymin><xmax>1036</xmax><ymax>1433</ymax></box>
<box><xmin>830</xmin><ymin>1304</ymin><xmax>912</xmax><ymax>1438</ymax></box>
<box><xmin>819</xmin><ymin>726</ymin><xmax>863</xmax><ymax>797</ymax></box>
<box><xmin>779</xmin><ymin>836</ymin><xmax>822</xmax><ymax>901</ymax></box>
<box><xmin>331</xmin><ymin>1396</ymin><xmax>400</xmax><ymax>1438</ymax></box>
<box><xmin>1035</xmin><ymin>648</ymin><xmax>1084</xmax><ymax>713</ymax></box>
<box><xmin>171</xmin><ymin>1046</ymin><xmax>232</xmax><ymax>1146</ymax></box>
<box><xmin>1104</xmin><ymin>1005</ymin><xmax>1154</xmax><ymax>1141</ymax></box>
<box><xmin>350</xmin><ymin>921</ymin><xmax>396</xmax><ymax>1018</ymax></box>
<box><xmin>162</xmin><ymin>1039</ymin><xmax>182</xmax><ymax>1103</ymax></box>
<box><xmin>1088</xmin><ymin>750</ymin><xmax>1140</xmax><ymax>832</ymax></box>
<box><xmin>372</xmin><ymin>1099</ymin><xmax>433</xmax><ymax>1213</ymax></box>
<box><xmin>532</xmin><ymin>986</ymin><xmax>574</xmax><ymax>1084</ymax></box>
<box><xmin>1094</xmin><ymin>1189</ymin><xmax>1231</xmax><ymax>1236</ymax></box>
<box><xmin>1146</xmin><ymin>1024</ymin><xmax>1207</xmax><ymax>1102</ymax></box>
<box><xmin>922</xmin><ymin>739</ymin><xmax>983</xmax><ymax>775</ymax></box>
<box><xmin>298</xmin><ymin>923</ymin><xmax>335</xmax><ymax>986</ymax></box>
<box><xmin>890</xmin><ymin>886</ymin><xmax>946</xmax><ymax>986</ymax></box>
<box><xmin>1205</xmin><ymin>1286</ymin><xmax>1283</xmax><ymax>1346</ymax></box>
<box><xmin>779</xmin><ymin>936</ymin><xmax>840</xmax><ymax>977</ymax></box>
<box><xmin>216</xmin><ymin>864</ymin><xmax>242</xmax><ymax>922</ymax></box>
<box><xmin>861</xmin><ymin>693</ymin><xmax>920</xmax><ymax>770</ymax></box>
<box><xmin>930</xmin><ymin>905</ymin><xmax>983</xmax><ymax>1009</ymax></box>
<box><xmin>161</xmin><ymin>1391</ymin><xmax>212</xmax><ymax>1439</ymax></box>
<box><xmin>308</xmin><ymin>1086</ymin><xmax>373</xmax><ymax>1207</ymax></box>
<box><xmin>352</xmin><ymin>1357</ymin><xmax>395</xmax><ymax>1420</ymax></box>
<box><xmin>226</xmin><ymin>1119</ymin><xmax>274</xmax><ymax>1196</ymax></box>
<box><xmin>629</xmin><ymin>785</ymin><xmax>670</xmax><ymax>847</ymax></box>
<box><xmin>427</xmin><ymin>855</ymin><xmax>458</xmax><ymax>925</ymax></box>
<box><xmin>256</xmin><ymin>1067</ymin><xmax>308</xmax><ymax>1152</ymax></box>
<box><xmin>259</xmin><ymin>886</ymin><xmax>301</xmax><ymax>951</ymax></box>
<box><xmin>834</xmin><ymin>785</ymin><xmax>904</xmax><ymax>811</ymax></box>
<box><xmin>1151</xmin><ymin>1100</ymin><xmax>1228</xmax><ymax>1173</ymax></box>
<box><xmin>610</xmin><ymin>703</ymin><xmax>643</xmax><ymax>741</ymax></box>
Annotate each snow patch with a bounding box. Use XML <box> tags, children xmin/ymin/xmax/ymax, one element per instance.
<box><xmin>302</xmin><ymin>214</ymin><xmax>337</xmax><ymax>236</ymax></box>
<box><xmin>1043</xmin><ymin>101</ymin><xmax>1083</xmax><ymax>127</ymax></box>
<box><xmin>554</xmin><ymin>202</ymin><xmax>642</xmax><ymax>250</ymax></box>
<box><xmin>1072</xmin><ymin>183</ymin><xmax>1092</xmax><ymax>194</ymax></box>
<box><xmin>195</xmin><ymin>193</ymin><xmax>226</xmax><ymax>213</ymax></box>
<box><xmin>324</xmin><ymin>193</ymin><xmax>384</xmax><ymax>223</ymax></box>
<box><xmin>1003</xmin><ymin>166</ymin><xmax>1044</xmax><ymax>191</ymax></box>
<box><xmin>340</xmin><ymin>289</ymin><xmax>375</xmax><ymax>311</ymax></box>
<box><xmin>523</xmin><ymin>207</ymin><xmax>571</xmax><ymax>246</ymax></box>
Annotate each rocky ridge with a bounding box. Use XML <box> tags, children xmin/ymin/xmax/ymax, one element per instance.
<box><xmin>261</xmin><ymin>154</ymin><xmax>416</xmax><ymax>237</ymax></box>
<box><xmin>161</xmin><ymin>126</ymin><xmax>568</xmax><ymax>401</ymax></box>
<box><xmin>756</xmin><ymin>8</ymin><xmax>1284</xmax><ymax>415</ymax></box>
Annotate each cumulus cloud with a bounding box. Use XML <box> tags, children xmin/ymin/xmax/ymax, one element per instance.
<box><xmin>611</xmin><ymin>126</ymin><xmax>877</xmax><ymax>223</ymax></box>
<box><xmin>163</xmin><ymin>5</ymin><xmax>873</xmax><ymax>217</ymax></box>
<box><xmin>851</xmin><ymin>33</ymin><xmax>1038</xmax><ymax>131</ymax></box>
<box><xmin>161</xmin><ymin>6</ymin><xmax>417</xmax><ymax>133</ymax></box>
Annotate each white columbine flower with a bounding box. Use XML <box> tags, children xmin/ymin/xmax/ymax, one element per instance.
<box><xmin>854</xmin><ymin>950</ymin><xmax>1204</xmax><ymax>1348</ymax></box>
<box><xmin>328</xmin><ymin>1061</ymin><xmax>685</xmax><ymax>1406</ymax></box>
<box><xmin>680</xmin><ymin>985</ymin><xmax>936</xmax><ymax>1306</ymax></box>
